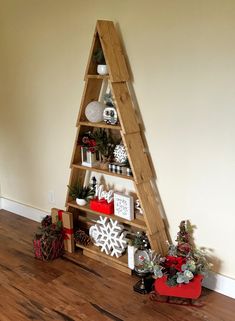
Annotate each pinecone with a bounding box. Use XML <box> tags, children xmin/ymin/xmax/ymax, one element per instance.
<box><xmin>74</xmin><ymin>229</ymin><xmax>91</xmax><ymax>246</ymax></box>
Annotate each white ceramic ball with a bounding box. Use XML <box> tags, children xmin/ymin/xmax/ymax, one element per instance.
<box><xmin>85</xmin><ymin>101</ymin><xmax>105</xmax><ymax>123</ymax></box>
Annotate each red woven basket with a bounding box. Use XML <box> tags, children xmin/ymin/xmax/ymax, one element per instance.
<box><xmin>33</xmin><ymin>234</ymin><xmax>64</xmax><ymax>261</ymax></box>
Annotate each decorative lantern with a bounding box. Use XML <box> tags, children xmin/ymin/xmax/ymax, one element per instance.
<box><xmin>132</xmin><ymin>232</ymin><xmax>153</xmax><ymax>294</ymax></box>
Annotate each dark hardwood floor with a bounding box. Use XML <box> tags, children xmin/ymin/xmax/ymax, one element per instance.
<box><xmin>0</xmin><ymin>209</ymin><xmax>234</xmax><ymax>321</ymax></box>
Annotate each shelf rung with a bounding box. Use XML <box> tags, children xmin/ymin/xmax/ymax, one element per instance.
<box><xmin>78</xmin><ymin>121</ymin><xmax>122</xmax><ymax>130</ymax></box>
<box><xmin>72</xmin><ymin>164</ymin><xmax>134</xmax><ymax>181</ymax></box>
<box><xmin>85</xmin><ymin>74</ymin><xmax>109</xmax><ymax>80</ymax></box>
<box><xmin>67</xmin><ymin>200</ymin><xmax>147</xmax><ymax>230</ymax></box>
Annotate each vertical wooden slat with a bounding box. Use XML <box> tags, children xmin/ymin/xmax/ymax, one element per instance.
<box><xmin>110</xmin><ymin>82</ymin><xmax>139</xmax><ymax>134</ymax></box>
<box><xmin>84</xmin><ymin>31</ymin><xmax>101</xmax><ymax>77</ymax></box>
<box><xmin>97</xmin><ymin>20</ymin><xmax>129</xmax><ymax>82</ymax></box>
<box><xmin>65</xmin><ymin>167</ymin><xmax>86</xmax><ymax>205</ymax></box>
<box><xmin>134</xmin><ymin>181</ymin><xmax>168</xmax><ymax>255</ymax></box>
<box><xmin>76</xmin><ymin>78</ymin><xmax>103</xmax><ymax>124</ymax></box>
<box><xmin>121</xmin><ymin>132</ymin><xmax>153</xmax><ymax>183</ymax></box>
<box><xmin>70</xmin><ymin>126</ymin><xmax>80</xmax><ymax>167</ymax></box>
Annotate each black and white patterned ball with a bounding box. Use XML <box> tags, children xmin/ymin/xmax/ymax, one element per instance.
<box><xmin>113</xmin><ymin>144</ymin><xmax>128</xmax><ymax>164</ymax></box>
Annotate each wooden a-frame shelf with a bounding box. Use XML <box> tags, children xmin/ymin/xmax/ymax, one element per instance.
<box><xmin>64</xmin><ymin>20</ymin><xmax>169</xmax><ymax>274</ymax></box>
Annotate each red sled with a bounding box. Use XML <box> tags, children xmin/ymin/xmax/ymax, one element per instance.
<box><xmin>154</xmin><ymin>275</ymin><xmax>203</xmax><ymax>299</ymax></box>
<box><xmin>90</xmin><ymin>198</ymin><xmax>114</xmax><ymax>215</ymax></box>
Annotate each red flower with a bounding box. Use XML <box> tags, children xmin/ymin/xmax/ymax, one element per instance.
<box><xmin>89</xmin><ymin>139</ymin><xmax>96</xmax><ymax>147</ymax></box>
<box><xmin>164</xmin><ymin>256</ymin><xmax>186</xmax><ymax>271</ymax></box>
<box><xmin>89</xmin><ymin>147</ymin><xmax>95</xmax><ymax>153</ymax></box>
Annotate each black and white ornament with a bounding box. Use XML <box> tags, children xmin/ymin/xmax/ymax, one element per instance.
<box><xmin>113</xmin><ymin>144</ymin><xmax>128</xmax><ymax>164</ymax></box>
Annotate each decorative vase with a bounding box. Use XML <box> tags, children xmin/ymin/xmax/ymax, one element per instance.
<box><xmin>76</xmin><ymin>198</ymin><xmax>87</xmax><ymax>206</ymax></box>
<box><xmin>97</xmin><ymin>64</ymin><xmax>108</xmax><ymax>75</ymax></box>
<box><xmin>154</xmin><ymin>275</ymin><xmax>204</xmax><ymax>299</ymax></box>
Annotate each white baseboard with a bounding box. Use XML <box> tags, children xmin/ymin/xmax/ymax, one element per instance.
<box><xmin>0</xmin><ymin>197</ymin><xmax>235</xmax><ymax>299</ymax></box>
<box><xmin>0</xmin><ymin>197</ymin><xmax>48</xmax><ymax>222</ymax></box>
<box><xmin>203</xmin><ymin>272</ymin><xmax>235</xmax><ymax>299</ymax></box>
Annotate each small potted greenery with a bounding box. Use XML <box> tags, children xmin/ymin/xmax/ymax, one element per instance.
<box><xmin>67</xmin><ymin>182</ymin><xmax>95</xmax><ymax>206</ymax></box>
<box><xmin>93</xmin><ymin>48</ymin><xmax>108</xmax><ymax>75</ymax></box>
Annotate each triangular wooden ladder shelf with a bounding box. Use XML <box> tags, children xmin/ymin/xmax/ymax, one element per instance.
<box><xmin>65</xmin><ymin>20</ymin><xmax>169</xmax><ymax>275</ymax></box>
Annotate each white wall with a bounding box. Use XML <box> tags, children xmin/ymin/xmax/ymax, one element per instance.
<box><xmin>0</xmin><ymin>0</ymin><xmax>235</xmax><ymax>279</ymax></box>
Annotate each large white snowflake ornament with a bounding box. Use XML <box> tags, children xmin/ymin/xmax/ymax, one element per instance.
<box><xmin>89</xmin><ymin>216</ymin><xmax>127</xmax><ymax>258</ymax></box>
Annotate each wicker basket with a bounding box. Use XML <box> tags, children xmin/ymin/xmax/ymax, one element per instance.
<box><xmin>33</xmin><ymin>233</ymin><xmax>64</xmax><ymax>261</ymax></box>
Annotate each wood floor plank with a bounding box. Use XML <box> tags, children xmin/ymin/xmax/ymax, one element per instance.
<box><xmin>0</xmin><ymin>209</ymin><xmax>235</xmax><ymax>321</ymax></box>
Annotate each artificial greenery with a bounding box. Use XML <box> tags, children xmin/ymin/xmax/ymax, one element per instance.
<box><xmin>35</xmin><ymin>218</ymin><xmax>62</xmax><ymax>240</ymax></box>
<box><xmin>67</xmin><ymin>182</ymin><xmax>95</xmax><ymax>200</ymax></box>
<box><xmin>129</xmin><ymin>231</ymin><xmax>150</xmax><ymax>249</ymax></box>
<box><xmin>92</xmin><ymin>129</ymin><xmax>116</xmax><ymax>162</ymax></box>
<box><xmin>36</xmin><ymin>214</ymin><xmax>62</xmax><ymax>233</ymax></box>
<box><xmin>93</xmin><ymin>48</ymin><xmax>106</xmax><ymax>64</ymax></box>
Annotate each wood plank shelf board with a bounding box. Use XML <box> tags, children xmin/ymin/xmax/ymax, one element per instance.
<box><xmin>83</xmin><ymin>248</ymin><xmax>131</xmax><ymax>275</ymax></box>
<box><xmin>86</xmin><ymin>74</ymin><xmax>109</xmax><ymax>79</ymax></box>
<box><xmin>72</xmin><ymin>164</ymin><xmax>134</xmax><ymax>181</ymax></box>
<box><xmin>67</xmin><ymin>200</ymin><xmax>147</xmax><ymax>230</ymax></box>
<box><xmin>78</xmin><ymin>121</ymin><xmax>122</xmax><ymax>130</ymax></box>
<box><xmin>75</xmin><ymin>243</ymin><xmax>131</xmax><ymax>274</ymax></box>
<box><xmin>75</xmin><ymin>243</ymin><xmax>128</xmax><ymax>266</ymax></box>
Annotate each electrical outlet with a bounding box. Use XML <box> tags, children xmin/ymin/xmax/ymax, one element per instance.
<box><xmin>48</xmin><ymin>190</ymin><xmax>55</xmax><ymax>203</ymax></box>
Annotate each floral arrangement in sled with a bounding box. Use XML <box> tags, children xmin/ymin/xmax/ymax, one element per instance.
<box><xmin>146</xmin><ymin>220</ymin><xmax>212</xmax><ymax>299</ymax></box>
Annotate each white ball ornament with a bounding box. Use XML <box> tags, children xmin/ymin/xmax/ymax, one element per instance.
<box><xmin>85</xmin><ymin>101</ymin><xmax>105</xmax><ymax>123</ymax></box>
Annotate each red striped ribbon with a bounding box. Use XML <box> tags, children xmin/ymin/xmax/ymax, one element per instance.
<box><xmin>58</xmin><ymin>210</ymin><xmax>74</xmax><ymax>238</ymax></box>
